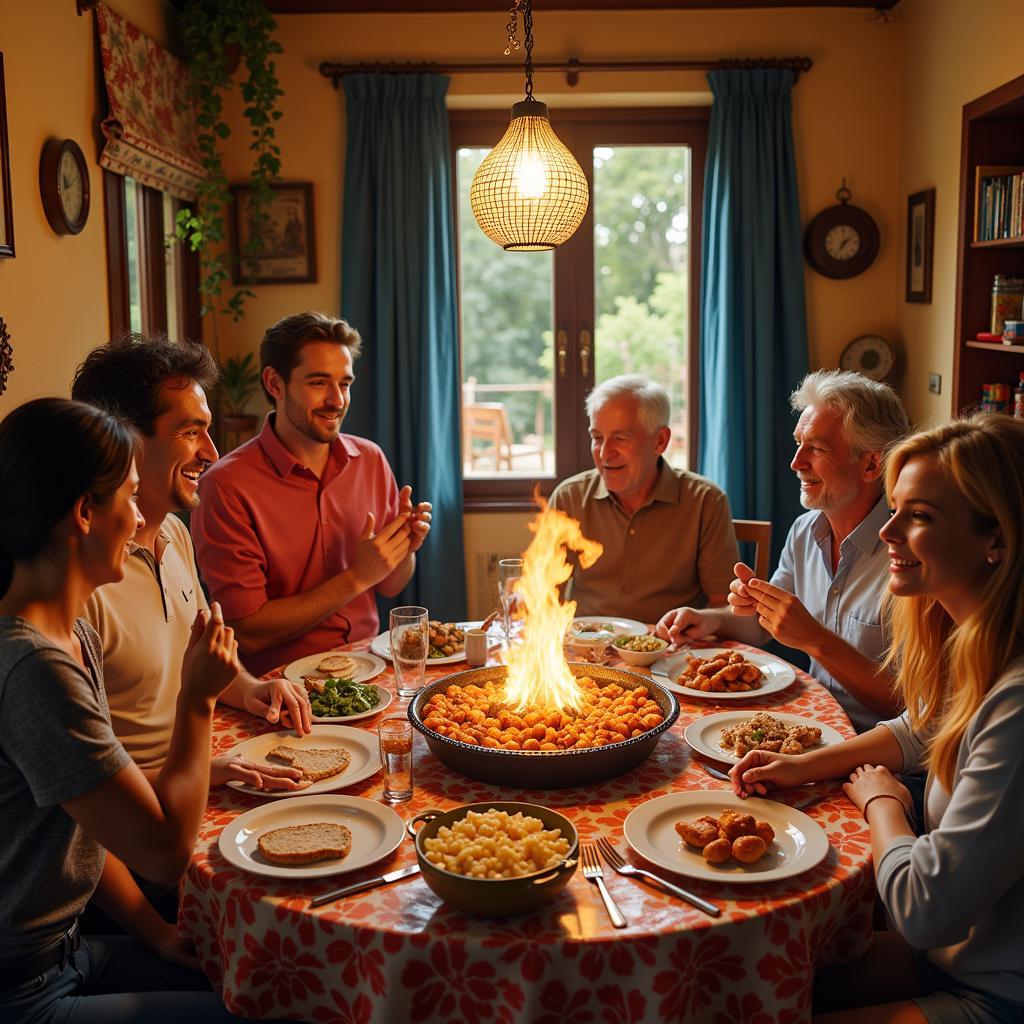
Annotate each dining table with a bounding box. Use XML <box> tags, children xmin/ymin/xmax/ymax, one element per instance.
<box><xmin>180</xmin><ymin>636</ymin><xmax>876</xmax><ymax>1024</ymax></box>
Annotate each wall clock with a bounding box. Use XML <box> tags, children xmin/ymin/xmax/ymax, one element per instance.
<box><xmin>840</xmin><ymin>335</ymin><xmax>894</xmax><ymax>382</ymax></box>
<box><xmin>804</xmin><ymin>181</ymin><xmax>879</xmax><ymax>279</ymax></box>
<box><xmin>39</xmin><ymin>138</ymin><xmax>90</xmax><ymax>235</ymax></box>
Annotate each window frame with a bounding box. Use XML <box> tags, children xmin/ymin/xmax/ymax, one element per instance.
<box><xmin>451</xmin><ymin>106</ymin><xmax>709</xmax><ymax>512</ymax></box>
<box><xmin>103</xmin><ymin>170</ymin><xmax>201</xmax><ymax>340</ymax></box>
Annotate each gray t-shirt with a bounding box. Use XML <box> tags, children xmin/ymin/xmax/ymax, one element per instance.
<box><xmin>879</xmin><ymin>656</ymin><xmax>1024</xmax><ymax>1003</ymax></box>
<box><xmin>0</xmin><ymin>616</ymin><xmax>131</xmax><ymax>958</ymax></box>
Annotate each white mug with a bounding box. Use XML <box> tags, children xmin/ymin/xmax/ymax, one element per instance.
<box><xmin>465</xmin><ymin>628</ymin><xmax>488</xmax><ymax>667</ymax></box>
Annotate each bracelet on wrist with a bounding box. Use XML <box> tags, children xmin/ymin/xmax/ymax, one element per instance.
<box><xmin>862</xmin><ymin>792</ymin><xmax>913</xmax><ymax>828</ymax></box>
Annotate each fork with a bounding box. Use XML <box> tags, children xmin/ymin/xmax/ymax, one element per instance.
<box><xmin>596</xmin><ymin>838</ymin><xmax>721</xmax><ymax>917</ymax></box>
<box><xmin>580</xmin><ymin>843</ymin><xmax>627</xmax><ymax>928</ymax></box>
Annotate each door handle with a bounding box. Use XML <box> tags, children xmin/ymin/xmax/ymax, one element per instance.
<box><xmin>579</xmin><ymin>328</ymin><xmax>591</xmax><ymax>378</ymax></box>
<box><xmin>556</xmin><ymin>328</ymin><xmax>568</xmax><ymax>378</ymax></box>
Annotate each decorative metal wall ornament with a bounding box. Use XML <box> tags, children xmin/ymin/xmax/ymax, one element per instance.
<box><xmin>469</xmin><ymin>0</ymin><xmax>589</xmax><ymax>251</ymax></box>
<box><xmin>0</xmin><ymin>316</ymin><xmax>13</xmax><ymax>396</ymax></box>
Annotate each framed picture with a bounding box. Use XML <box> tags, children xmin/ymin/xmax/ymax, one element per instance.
<box><xmin>0</xmin><ymin>53</ymin><xmax>15</xmax><ymax>259</ymax></box>
<box><xmin>906</xmin><ymin>187</ymin><xmax>935</xmax><ymax>303</ymax></box>
<box><xmin>230</xmin><ymin>182</ymin><xmax>316</xmax><ymax>284</ymax></box>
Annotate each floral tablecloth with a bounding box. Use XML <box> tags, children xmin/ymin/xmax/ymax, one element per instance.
<box><xmin>181</xmin><ymin>641</ymin><xmax>875</xmax><ymax>1024</ymax></box>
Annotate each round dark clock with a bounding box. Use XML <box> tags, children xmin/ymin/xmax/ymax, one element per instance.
<box><xmin>804</xmin><ymin>182</ymin><xmax>879</xmax><ymax>279</ymax></box>
<box><xmin>39</xmin><ymin>138</ymin><xmax>90</xmax><ymax>235</ymax></box>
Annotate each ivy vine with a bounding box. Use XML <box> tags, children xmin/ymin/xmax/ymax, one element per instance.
<box><xmin>174</xmin><ymin>0</ymin><xmax>283</xmax><ymax>327</ymax></box>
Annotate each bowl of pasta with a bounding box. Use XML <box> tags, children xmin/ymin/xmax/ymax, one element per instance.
<box><xmin>408</xmin><ymin>663</ymin><xmax>679</xmax><ymax>787</ymax></box>
<box><xmin>407</xmin><ymin>802</ymin><xmax>578</xmax><ymax>916</ymax></box>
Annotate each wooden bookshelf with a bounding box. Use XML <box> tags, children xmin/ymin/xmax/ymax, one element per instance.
<box><xmin>953</xmin><ymin>73</ymin><xmax>1024</xmax><ymax>414</ymax></box>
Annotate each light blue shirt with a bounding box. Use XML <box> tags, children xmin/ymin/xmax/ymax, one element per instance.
<box><xmin>771</xmin><ymin>495</ymin><xmax>891</xmax><ymax>732</ymax></box>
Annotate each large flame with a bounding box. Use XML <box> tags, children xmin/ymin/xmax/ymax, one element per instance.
<box><xmin>503</xmin><ymin>497</ymin><xmax>603</xmax><ymax>711</ymax></box>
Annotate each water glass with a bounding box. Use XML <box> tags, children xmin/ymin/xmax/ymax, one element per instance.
<box><xmin>390</xmin><ymin>605</ymin><xmax>428</xmax><ymax>699</ymax></box>
<box><xmin>378</xmin><ymin>717</ymin><xmax>413</xmax><ymax>803</ymax></box>
<box><xmin>497</xmin><ymin>558</ymin><xmax>523</xmax><ymax>644</ymax></box>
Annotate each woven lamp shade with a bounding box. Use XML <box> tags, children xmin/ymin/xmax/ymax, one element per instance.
<box><xmin>470</xmin><ymin>100</ymin><xmax>589</xmax><ymax>251</ymax></box>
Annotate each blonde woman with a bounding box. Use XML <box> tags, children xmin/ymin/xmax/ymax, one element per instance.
<box><xmin>730</xmin><ymin>414</ymin><xmax>1024</xmax><ymax>1024</ymax></box>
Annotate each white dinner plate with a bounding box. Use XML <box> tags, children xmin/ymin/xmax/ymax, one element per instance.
<box><xmin>684</xmin><ymin>710</ymin><xmax>845</xmax><ymax>764</ymax></box>
<box><xmin>283</xmin><ymin>650</ymin><xmax>387</xmax><ymax>686</ymax></box>
<box><xmin>223</xmin><ymin>725</ymin><xmax>381</xmax><ymax>798</ymax></box>
<box><xmin>217</xmin><ymin>794</ymin><xmax>406</xmax><ymax>880</ymax></box>
<box><xmin>623</xmin><ymin>791</ymin><xmax>830</xmax><ymax>883</ymax></box>
<box><xmin>652</xmin><ymin>648</ymin><xmax>796</xmax><ymax>700</ymax></box>
<box><xmin>310</xmin><ymin>684</ymin><xmax>394</xmax><ymax>725</ymax></box>
<box><xmin>570</xmin><ymin>616</ymin><xmax>648</xmax><ymax>638</ymax></box>
<box><xmin>369</xmin><ymin>620</ymin><xmax>501</xmax><ymax>666</ymax></box>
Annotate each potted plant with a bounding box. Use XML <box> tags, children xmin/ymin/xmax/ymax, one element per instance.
<box><xmin>173</xmin><ymin>0</ymin><xmax>283</xmax><ymax>326</ymax></box>
<box><xmin>219</xmin><ymin>352</ymin><xmax>263</xmax><ymax>448</ymax></box>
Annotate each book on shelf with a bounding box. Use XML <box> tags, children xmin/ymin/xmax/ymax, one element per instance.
<box><xmin>975</xmin><ymin>165</ymin><xmax>1024</xmax><ymax>242</ymax></box>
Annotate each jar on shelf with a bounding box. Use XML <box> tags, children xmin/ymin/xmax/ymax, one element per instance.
<box><xmin>991</xmin><ymin>275</ymin><xmax>1024</xmax><ymax>334</ymax></box>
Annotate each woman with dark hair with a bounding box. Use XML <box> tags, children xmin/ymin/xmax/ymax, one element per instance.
<box><xmin>730</xmin><ymin>414</ymin><xmax>1024</xmax><ymax>1023</ymax></box>
<box><xmin>0</xmin><ymin>399</ymin><xmax>244</xmax><ymax>1022</ymax></box>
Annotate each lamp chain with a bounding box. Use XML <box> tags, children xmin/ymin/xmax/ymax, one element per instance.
<box><xmin>522</xmin><ymin>0</ymin><xmax>534</xmax><ymax>100</ymax></box>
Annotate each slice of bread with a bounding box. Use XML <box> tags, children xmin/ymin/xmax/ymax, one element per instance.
<box><xmin>257</xmin><ymin>822</ymin><xmax>352</xmax><ymax>865</ymax></box>
<box><xmin>317</xmin><ymin>654</ymin><xmax>355</xmax><ymax>676</ymax></box>
<box><xmin>267</xmin><ymin>745</ymin><xmax>351</xmax><ymax>782</ymax></box>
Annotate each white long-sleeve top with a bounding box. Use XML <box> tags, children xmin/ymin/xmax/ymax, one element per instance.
<box><xmin>879</xmin><ymin>655</ymin><xmax>1024</xmax><ymax>1002</ymax></box>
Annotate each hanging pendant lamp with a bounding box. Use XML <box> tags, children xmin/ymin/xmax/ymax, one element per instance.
<box><xmin>470</xmin><ymin>0</ymin><xmax>589</xmax><ymax>251</ymax></box>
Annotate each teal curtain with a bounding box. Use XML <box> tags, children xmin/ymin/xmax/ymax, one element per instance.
<box><xmin>698</xmin><ymin>68</ymin><xmax>809</xmax><ymax>566</ymax></box>
<box><xmin>340</xmin><ymin>73</ymin><xmax>467</xmax><ymax>619</ymax></box>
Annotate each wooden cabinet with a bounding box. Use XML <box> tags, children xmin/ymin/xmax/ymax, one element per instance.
<box><xmin>953</xmin><ymin>73</ymin><xmax>1024</xmax><ymax>414</ymax></box>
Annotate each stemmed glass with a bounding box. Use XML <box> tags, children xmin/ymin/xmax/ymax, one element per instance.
<box><xmin>389</xmin><ymin>605</ymin><xmax>429</xmax><ymax>699</ymax></box>
<box><xmin>497</xmin><ymin>558</ymin><xmax>523</xmax><ymax>645</ymax></box>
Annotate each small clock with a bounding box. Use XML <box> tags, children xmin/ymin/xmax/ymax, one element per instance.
<box><xmin>840</xmin><ymin>335</ymin><xmax>894</xmax><ymax>382</ymax></box>
<box><xmin>39</xmin><ymin>139</ymin><xmax>90</xmax><ymax>235</ymax></box>
<box><xmin>804</xmin><ymin>181</ymin><xmax>879</xmax><ymax>279</ymax></box>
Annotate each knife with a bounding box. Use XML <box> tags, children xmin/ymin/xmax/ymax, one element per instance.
<box><xmin>310</xmin><ymin>863</ymin><xmax>420</xmax><ymax>907</ymax></box>
<box><xmin>699</xmin><ymin>762</ymin><xmax>823</xmax><ymax>810</ymax></box>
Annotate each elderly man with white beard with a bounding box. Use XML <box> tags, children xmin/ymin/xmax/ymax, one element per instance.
<box><xmin>657</xmin><ymin>370</ymin><xmax>911</xmax><ymax>733</ymax></box>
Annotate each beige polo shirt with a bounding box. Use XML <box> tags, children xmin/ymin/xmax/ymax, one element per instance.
<box><xmin>84</xmin><ymin>514</ymin><xmax>208</xmax><ymax>771</ymax></box>
<box><xmin>548</xmin><ymin>461</ymin><xmax>739</xmax><ymax>623</ymax></box>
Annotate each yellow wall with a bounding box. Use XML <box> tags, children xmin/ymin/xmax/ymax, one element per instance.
<box><xmin>0</xmin><ymin>0</ymin><xmax>169</xmax><ymax>409</ymax></box>
<box><xmin>217</xmin><ymin>6</ymin><xmax>907</xmax><ymax>377</ymax></box>
<box><xmin>897</xmin><ymin>0</ymin><xmax>1024</xmax><ymax>426</ymax></box>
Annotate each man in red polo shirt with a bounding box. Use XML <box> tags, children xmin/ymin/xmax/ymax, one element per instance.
<box><xmin>192</xmin><ymin>312</ymin><xmax>431</xmax><ymax>677</ymax></box>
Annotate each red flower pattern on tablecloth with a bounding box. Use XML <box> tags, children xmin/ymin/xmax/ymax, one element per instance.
<box><xmin>652</xmin><ymin>932</ymin><xmax>747</xmax><ymax>1020</ymax></box>
<box><xmin>181</xmin><ymin>642</ymin><xmax>876</xmax><ymax>1022</ymax></box>
<box><xmin>235</xmin><ymin>929</ymin><xmax>326</xmax><ymax>1007</ymax></box>
<box><xmin>402</xmin><ymin>941</ymin><xmax>501</xmax><ymax>1022</ymax></box>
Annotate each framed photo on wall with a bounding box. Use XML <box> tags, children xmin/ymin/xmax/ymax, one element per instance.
<box><xmin>906</xmin><ymin>188</ymin><xmax>935</xmax><ymax>303</ymax></box>
<box><xmin>230</xmin><ymin>181</ymin><xmax>316</xmax><ymax>284</ymax></box>
<box><xmin>0</xmin><ymin>53</ymin><xmax>16</xmax><ymax>259</ymax></box>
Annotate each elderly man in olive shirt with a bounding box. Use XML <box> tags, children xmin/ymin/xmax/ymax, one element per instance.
<box><xmin>548</xmin><ymin>375</ymin><xmax>738</xmax><ymax>623</ymax></box>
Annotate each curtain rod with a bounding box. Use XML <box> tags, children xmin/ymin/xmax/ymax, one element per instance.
<box><xmin>319</xmin><ymin>55</ymin><xmax>812</xmax><ymax>89</ymax></box>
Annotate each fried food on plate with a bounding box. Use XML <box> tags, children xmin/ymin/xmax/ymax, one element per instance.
<box><xmin>719</xmin><ymin>711</ymin><xmax>822</xmax><ymax>757</ymax></box>
<box><xmin>676</xmin><ymin>809</ymin><xmax>775</xmax><ymax>866</ymax></box>
<box><xmin>675</xmin><ymin>652</ymin><xmax>764</xmax><ymax>693</ymax></box>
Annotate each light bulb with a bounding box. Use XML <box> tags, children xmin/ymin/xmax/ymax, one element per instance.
<box><xmin>515</xmin><ymin>153</ymin><xmax>547</xmax><ymax>199</ymax></box>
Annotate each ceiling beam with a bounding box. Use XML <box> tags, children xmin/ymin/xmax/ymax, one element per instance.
<box><xmin>268</xmin><ymin>1</ymin><xmax>900</xmax><ymax>13</ymax></box>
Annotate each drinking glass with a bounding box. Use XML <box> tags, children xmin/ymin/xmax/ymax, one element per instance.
<box><xmin>390</xmin><ymin>605</ymin><xmax>429</xmax><ymax>699</ymax></box>
<box><xmin>378</xmin><ymin>718</ymin><xmax>414</xmax><ymax>802</ymax></box>
<box><xmin>497</xmin><ymin>558</ymin><xmax>523</xmax><ymax>645</ymax></box>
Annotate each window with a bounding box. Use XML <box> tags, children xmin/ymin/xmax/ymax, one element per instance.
<box><xmin>453</xmin><ymin>108</ymin><xmax>708</xmax><ymax>508</ymax></box>
<box><xmin>104</xmin><ymin>171</ymin><xmax>199</xmax><ymax>340</ymax></box>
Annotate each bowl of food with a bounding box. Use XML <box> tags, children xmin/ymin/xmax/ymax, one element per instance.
<box><xmin>612</xmin><ymin>634</ymin><xmax>669</xmax><ymax>667</ymax></box>
<box><xmin>408</xmin><ymin>663</ymin><xmax>679</xmax><ymax>788</ymax></box>
<box><xmin>407</xmin><ymin>802</ymin><xmax>578</xmax><ymax>916</ymax></box>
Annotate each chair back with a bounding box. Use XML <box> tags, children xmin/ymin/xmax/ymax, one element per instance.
<box><xmin>463</xmin><ymin>403</ymin><xmax>513</xmax><ymax>470</ymax></box>
<box><xmin>733</xmin><ymin>518</ymin><xmax>772</xmax><ymax>580</ymax></box>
